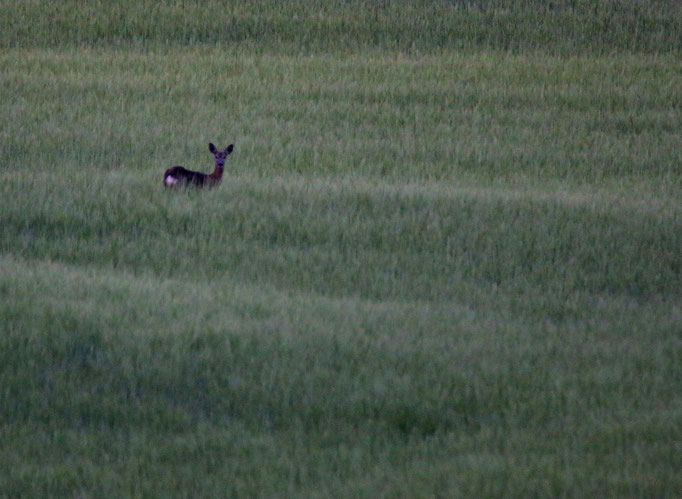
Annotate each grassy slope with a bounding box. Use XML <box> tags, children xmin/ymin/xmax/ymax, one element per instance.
<box><xmin>1</xmin><ymin>1</ymin><xmax>681</xmax><ymax>496</ymax></box>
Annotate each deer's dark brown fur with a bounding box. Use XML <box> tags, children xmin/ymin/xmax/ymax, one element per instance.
<box><xmin>164</xmin><ymin>143</ymin><xmax>234</xmax><ymax>188</ymax></box>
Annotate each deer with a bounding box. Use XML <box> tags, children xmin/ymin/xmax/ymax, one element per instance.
<box><xmin>163</xmin><ymin>143</ymin><xmax>234</xmax><ymax>188</ymax></box>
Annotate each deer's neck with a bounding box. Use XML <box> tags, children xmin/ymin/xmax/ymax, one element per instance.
<box><xmin>208</xmin><ymin>166</ymin><xmax>225</xmax><ymax>185</ymax></box>
<box><xmin>208</xmin><ymin>165</ymin><xmax>224</xmax><ymax>182</ymax></box>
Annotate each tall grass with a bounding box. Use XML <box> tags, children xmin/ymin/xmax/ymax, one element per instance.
<box><xmin>1</xmin><ymin>1</ymin><xmax>681</xmax><ymax>496</ymax></box>
<box><xmin>2</xmin><ymin>254</ymin><xmax>680</xmax><ymax>496</ymax></box>
<box><xmin>1</xmin><ymin>0</ymin><xmax>681</xmax><ymax>54</ymax></box>
<box><xmin>2</xmin><ymin>50</ymin><xmax>680</xmax><ymax>183</ymax></box>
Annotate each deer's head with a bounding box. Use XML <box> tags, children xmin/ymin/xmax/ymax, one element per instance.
<box><xmin>209</xmin><ymin>143</ymin><xmax>234</xmax><ymax>168</ymax></box>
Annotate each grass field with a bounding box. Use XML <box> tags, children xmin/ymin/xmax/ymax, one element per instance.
<box><xmin>1</xmin><ymin>1</ymin><xmax>681</xmax><ymax>496</ymax></box>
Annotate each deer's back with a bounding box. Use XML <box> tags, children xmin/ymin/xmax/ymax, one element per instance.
<box><xmin>164</xmin><ymin>166</ymin><xmax>208</xmax><ymax>187</ymax></box>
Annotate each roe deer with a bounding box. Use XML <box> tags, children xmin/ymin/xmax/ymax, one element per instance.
<box><xmin>164</xmin><ymin>143</ymin><xmax>234</xmax><ymax>188</ymax></box>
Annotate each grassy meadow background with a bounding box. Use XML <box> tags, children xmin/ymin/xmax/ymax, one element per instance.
<box><xmin>1</xmin><ymin>1</ymin><xmax>681</xmax><ymax>496</ymax></box>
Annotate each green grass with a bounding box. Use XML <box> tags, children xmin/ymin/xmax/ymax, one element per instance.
<box><xmin>1</xmin><ymin>1</ymin><xmax>681</xmax><ymax>496</ymax></box>
<box><xmin>2</xmin><ymin>0</ymin><xmax>681</xmax><ymax>54</ymax></box>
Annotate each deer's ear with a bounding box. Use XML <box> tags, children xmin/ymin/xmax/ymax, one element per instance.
<box><xmin>209</xmin><ymin>143</ymin><xmax>217</xmax><ymax>153</ymax></box>
<box><xmin>225</xmin><ymin>144</ymin><xmax>234</xmax><ymax>154</ymax></box>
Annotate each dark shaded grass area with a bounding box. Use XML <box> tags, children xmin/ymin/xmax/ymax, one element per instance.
<box><xmin>1</xmin><ymin>255</ymin><xmax>681</xmax><ymax>496</ymax></box>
